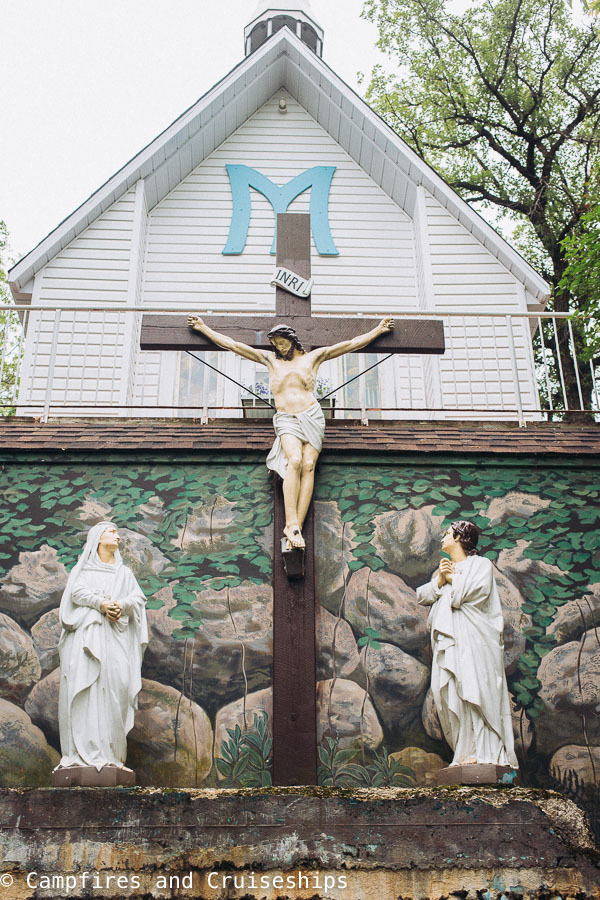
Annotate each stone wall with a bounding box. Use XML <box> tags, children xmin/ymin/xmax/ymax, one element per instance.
<box><xmin>0</xmin><ymin>786</ymin><xmax>598</xmax><ymax>900</ymax></box>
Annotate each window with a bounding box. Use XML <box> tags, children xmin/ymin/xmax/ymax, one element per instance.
<box><xmin>177</xmin><ymin>351</ymin><xmax>223</xmax><ymax>415</ymax></box>
<box><xmin>272</xmin><ymin>15</ymin><xmax>298</xmax><ymax>36</ymax></box>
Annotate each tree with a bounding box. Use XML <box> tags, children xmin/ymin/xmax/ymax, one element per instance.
<box><xmin>0</xmin><ymin>221</ymin><xmax>22</xmax><ymax>416</ymax></box>
<box><xmin>363</xmin><ymin>0</ymin><xmax>600</xmax><ymax>413</ymax></box>
<box><xmin>560</xmin><ymin>166</ymin><xmax>600</xmax><ymax>364</ymax></box>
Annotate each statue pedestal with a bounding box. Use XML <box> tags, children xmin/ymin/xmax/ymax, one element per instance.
<box><xmin>437</xmin><ymin>763</ymin><xmax>519</xmax><ymax>786</ymax></box>
<box><xmin>52</xmin><ymin>766</ymin><xmax>136</xmax><ymax>787</ymax></box>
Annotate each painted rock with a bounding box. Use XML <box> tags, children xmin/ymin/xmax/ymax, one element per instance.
<box><xmin>0</xmin><ymin>697</ymin><xmax>59</xmax><ymax>787</ymax></box>
<box><xmin>371</xmin><ymin>505</ymin><xmax>445</xmax><ymax>586</ymax></box>
<box><xmin>361</xmin><ymin>641</ymin><xmax>429</xmax><ymax>737</ymax></box>
<box><xmin>127</xmin><ymin>679</ymin><xmax>213</xmax><ymax>788</ymax></box>
<box><xmin>422</xmin><ymin>687</ymin><xmax>444</xmax><ymax>743</ymax></box>
<box><xmin>497</xmin><ymin>539</ymin><xmax>563</xmax><ymax>597</ymax></box>
<box><xmin>550</xmin><ymin>744</ymin><xmax>600</xmax><ymax>788</ymax></box>
<box><xmin>170</xmin><ymin>495</ymin><xmax>239</xmax><ymax>554</ymax></box>
<box><xmin>144</xmin><ymin>580</ymin><xmax>272</xmax><ymax>716</ymax></box>
<box><xmin>314</xmin><ymin>500</ymin><xmax>356</xmax><ymax>615</ymax></box>
<box><xmin>538</xmin><ymin>633</ymin><xmax>600</xmax><ymax>712</ymax></box>
<box><xmin>494</xmin><ymin>567</ymin><xmax>530</xmax><ymax>675</ymax></box>
<box><xmin>547</xmin><ymin>584</ymin><xmax>600</xmax><ymax>646</ymax></box>
<box><xmin>484</xmin><ymin>491</ymin><xmax>551</xmax><ymax>527</ymax></box>
<box><xmin>118</xmin><ymin>528</ymin><xmax>169</xmax><ymax>578</ymax></box>
<box><xmin>213</xmin><ymin>686</ymin><xmax>273</xmax><ymax>781</ymax></box>
<box><xmin>345</xmin><ymin>566</ymin><xmax>429</xmax><ymax>652</ymax></box>
<box><xmin>31</xmin><ymin>608</ymin><xmax>62</xmax><ymax>678</ymax></box>
<box><xmin>316</xmin><ymin>678</ymin><xmax>383</xmax><ymax>751</ymax></box>
<box><xmin>0</xmin><ymin>613</ymin><xmax>41</xmax><ymax>706</ymax></box>
<box><xmin>316</xmin><ymin>606</ymin><xmax>362</xmax><ymax>683</ymax></box>
<box><xmin>25</xmin><ymin>667</ymin><xmax>60</xmax><ymax>749</ymax></box>
<box><xmin>389</xmin><ymin>747</ymin><xmax>448</xmax><ymax>785</ymax></box>
<box><xmin>0</xmin><ymin>544</ymin><xmax>68</xmax><ymax>628</ymax></box>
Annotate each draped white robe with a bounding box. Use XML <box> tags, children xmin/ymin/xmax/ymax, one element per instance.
<box><xmin>417</xmin><ymin>555</ymin><xmax>517</xmax><ymax>768</ymax></box>
<box><xmin>56</xmin><ymin>523</ymin><xmax>148</xmax><ymax>771</ymax></box>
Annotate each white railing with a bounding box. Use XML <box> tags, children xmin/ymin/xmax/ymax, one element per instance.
<box><xmin>1</xmin><ymin>305</ymin><xmax>598</xmax><ymax>424</ymax></box>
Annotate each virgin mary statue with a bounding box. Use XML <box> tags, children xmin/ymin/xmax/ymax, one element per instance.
<box><xmin>55</xmin><ymin>521</ymin><xmax>148</xmax><ymax>772</ymax></box>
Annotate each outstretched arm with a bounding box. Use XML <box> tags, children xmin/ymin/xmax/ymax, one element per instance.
<box><xmin>312</xmin><ymin>317</ymin><xmax>394</xmax><ymax>363</ymax></box>
<box><xmin>188</xmin><ymin>316</ymin><xmax>269</xmax><ymax>365</ymax></box>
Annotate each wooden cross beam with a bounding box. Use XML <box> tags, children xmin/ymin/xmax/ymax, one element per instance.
<box><xmin>139</xmin><ymin>213</ymin><xmax>445</xmax><ymax>787</ymax></box>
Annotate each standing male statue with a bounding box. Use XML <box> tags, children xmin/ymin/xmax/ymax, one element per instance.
<box><xmin>188</xmin><ymin>315</ymin><xmax>394</xmax><ymax>550</ymax></box>
<box><xmin>416</xmin><ymin>521</ymin><xmax>518</xmax><ymax>777</ymax></box>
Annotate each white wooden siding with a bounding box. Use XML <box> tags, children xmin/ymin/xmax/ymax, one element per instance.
<box><xmin>143</xmin><ymin>92</ymin><xmax>417</xmax><ymax>314</ymax></box>
<box><xmin>17</xmin><ymin>96</ymin><xmax>543</xmax><ymax>421</ymax></box>
<box><xmin>18</xmin><ymin>189</ymin><xmax>137</xmax><ymax>415</ymax></box>
<box><xmin>425</xmin><ymin>193</ymin><xmax>540</xmax><ymax>419</ymax></box>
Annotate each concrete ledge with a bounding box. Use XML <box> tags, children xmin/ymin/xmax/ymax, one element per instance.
<box><xmin>0</xmin><ymin>786</ymin><xmax>598</xmax><ymax>899</ymax></box>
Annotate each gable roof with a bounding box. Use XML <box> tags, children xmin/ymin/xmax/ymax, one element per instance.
<box><xmin>9</xmin><ymin>27</ymin><xmax>549</xmax><ymax>304</ymax></box>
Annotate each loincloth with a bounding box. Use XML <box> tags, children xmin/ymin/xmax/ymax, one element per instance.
<box><xmin>266</xmin><ymin>400</ymin><xmax>326</xmax><ymax>480</ymax></box>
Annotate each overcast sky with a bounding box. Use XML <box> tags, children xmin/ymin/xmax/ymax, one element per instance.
<box><xmin>1</xmin><ymin>0</ymin><xmax>387</xmax><ymax>263</ymax></box>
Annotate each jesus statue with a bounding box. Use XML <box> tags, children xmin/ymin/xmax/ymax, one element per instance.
<box><xmin>188</xmin><ymin>315</ymin><xmax>394</xmax><ymax>550</ymax></box>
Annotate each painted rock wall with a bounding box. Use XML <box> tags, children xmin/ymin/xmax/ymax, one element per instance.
<box><xmin>0</xmin><ymin>453</ymin><xmax>598</xmax><ymax>832</ymax></box>
<box><xmin>313</xmin><ymin>459</ymin><xmax>600</xmax><ymax>821</ymax></box>
<box><xmin>0</xmin><ymin>458</ymin><xmax>274</xmax><ymax>788</ymax></box>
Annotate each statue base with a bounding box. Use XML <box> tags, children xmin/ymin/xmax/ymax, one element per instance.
<box><xmin>52</xmin><ymin>765</ymin><xmax>136</xmax><ymax>787</ymax></box>
<box><xmin>437</xmin><ymin>763</ymin><xmax>519</xmax><ymax>786</ymax></box>
<box><xmin>281</xmin><ymin>538</ymin><xmax>304</xmax><ymax>579</ymax></box>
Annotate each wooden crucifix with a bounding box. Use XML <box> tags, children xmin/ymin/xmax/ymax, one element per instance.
<box><xmin>140</xmin><ymin>213</ymin><xmax>445</xmax><ymax>785</ymax></box>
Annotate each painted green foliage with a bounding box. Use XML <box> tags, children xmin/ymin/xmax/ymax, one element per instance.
<box><xmin>0</xmin><ymin>459</ymin><xmax>273</xmax><ymax>639</ymax></box>
<box><xmin>216</xmin><ymin>712</ymin><xmax>273</xmax><ymax>788</ymax></box>
<box><xmin>318</xmin><ymin>738</ymin><xmax>415</xmax><ymax>788</ymax></box>
<box><xmin>315</xmin><ymin>461</ymin><xmax>600</xmax><ymax>719</ymax></box>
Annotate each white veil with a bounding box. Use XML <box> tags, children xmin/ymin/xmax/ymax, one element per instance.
<box><xmin>59</xmin><ymin>521</ymin><xmax>120</xmax><ymax>630</ymax></box>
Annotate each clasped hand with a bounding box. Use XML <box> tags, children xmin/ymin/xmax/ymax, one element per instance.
<box><xmin>188</xmin><ymin>315</ymin><xmax>204</xmax><ymax>330</ymax></box>
<box><xmin>438</xmin><ymin>557</ymin><xmax>454</xmax><ymax>588</ymax></box>
<box><xmin>100</xmin><ymin>599</ymin><xmax>122</xmax><ymax>621</ymax></box>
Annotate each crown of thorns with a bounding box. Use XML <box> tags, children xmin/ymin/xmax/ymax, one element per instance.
<box><xmin>267</xmin><ymin>325</ymin><xmax>299</xmax><ymax>342</ymax></box>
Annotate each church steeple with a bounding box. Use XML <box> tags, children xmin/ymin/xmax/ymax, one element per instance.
<box><xmin>244</xmin><ymin>4</ymin><xmax>324</xmax><ymax>58</ymax></box>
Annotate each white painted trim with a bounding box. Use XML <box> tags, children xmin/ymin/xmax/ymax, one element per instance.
<box><xmin>119</xmin><ymin>179</ymin><xmax>147</xmax><ymax>413</ymax></box>
<box><xmin>16</xmin><ymin>270</ymin><xmax>44</xmax><ymax>413</ymax></box>
<box><xmin>413</xmin><ymin>186</ymin><xmax>434</xmax><ymax>309</ymax></box>
<box><xmin>413</xmin><ymin>186</ymin><xmax>443</xmax><ymax>419</ymax></box>
<box><xmin>516</xmin><ymin>283</ymin><xmax>541</xmax><ymax>408</ymax></box>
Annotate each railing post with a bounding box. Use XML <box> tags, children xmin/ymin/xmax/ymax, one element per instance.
<box><xmin>0</xmin><ymin>317</ymin><xmax>9</xmax><ymax>399</ymax></box>
<box><xmin>537</xmin><ymin>316</ymin><xmax>554</xmax><ymax>419</ymax></box>
<box><xmin>506</xmin><ymin>315</ymin><xmax>525</xmax><ymax>427</ymax></box>
<box><xmin>552</xmin><ymin>317</ymin><xmax>569</xmax><ymax>412</ymax></box>
<box><xmin>567</xmin><ymin>319</ymin><xmax>585</xmax><ymax>411</ymax></box>
<box><xmin>590</xmin><ymin>359</ymin><xmax>600</xmax><ymax>417</ymax></box>
<box><xmin>42</xmin><ymin>309</ymin><xmax>62</xmax><ymax>422</ymax></box>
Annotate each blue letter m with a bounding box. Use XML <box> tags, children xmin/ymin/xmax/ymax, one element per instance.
<box><xmin>222</xmin><ymin>164</ymin><xmax>339</xmax><ymax>256</ymax></box>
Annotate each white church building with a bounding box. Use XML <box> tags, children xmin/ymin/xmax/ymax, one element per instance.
<box><xmin>8</xmin><ymin>4</ymin><xmax>550</xmax><ymax>422</ymax></box>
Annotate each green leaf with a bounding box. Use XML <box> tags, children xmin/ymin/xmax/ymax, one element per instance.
<box><xmin>215</xmin><ymin>758</ymin><xmax>232</xmax><ymax>777</ymax></box>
